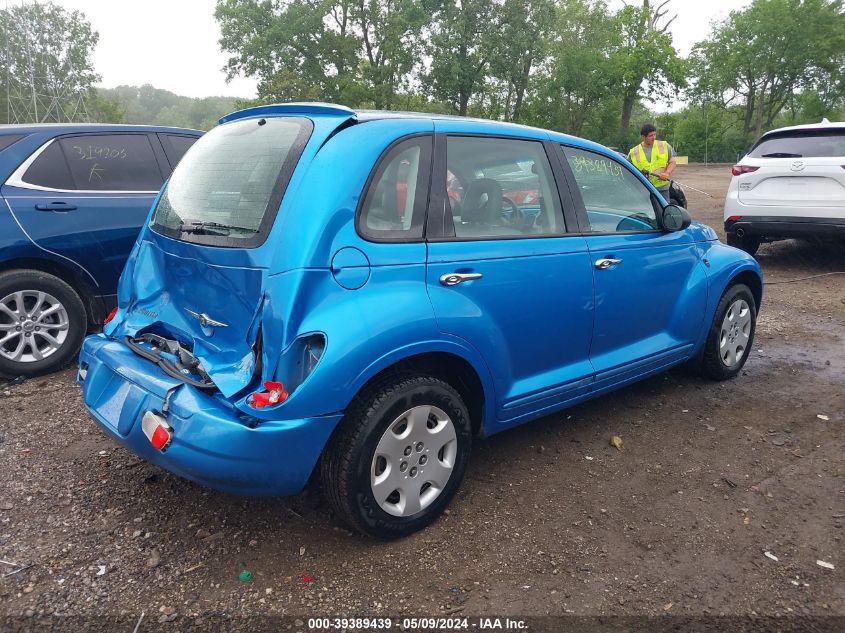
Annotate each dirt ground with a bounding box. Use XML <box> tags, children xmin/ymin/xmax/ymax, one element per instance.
<box><xmin>1</xmin><ymin>164</ymin><xmax>843</xmax><ymax>631</ymax></box>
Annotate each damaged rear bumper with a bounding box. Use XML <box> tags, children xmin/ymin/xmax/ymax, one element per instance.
<box><xmin>77</xmin><ymin>335</ymin><xmax>343</xmax><ymax>496</ymax></box>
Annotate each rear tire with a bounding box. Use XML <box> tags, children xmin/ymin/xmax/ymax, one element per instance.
<box><xmin>726</xmin><ymin>233</ymin><xmax>761</xmax><ymax>256</ymax></box>
<box><xmin>0</xmin><ymin>270</ymin><xmax>86</xmax><ymax>377</ymax></box>
<box><xmin>320</xmin><ymin>374</ymin><xmax>472</xmax><ymax>539</ymax></box>
<box><xmin>698</xmin><ymin>283</ymin><xmax>757</xmax><ymax>381</ymax></box>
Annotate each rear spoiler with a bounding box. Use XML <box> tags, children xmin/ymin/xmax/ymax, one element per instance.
<box><xmin>219</xmin><ymin>103</ymin><xmax>356</xmax><ymax>125</ymax></box>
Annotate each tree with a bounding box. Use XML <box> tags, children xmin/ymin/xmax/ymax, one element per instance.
<box><xmin>215</xmin><ymin>0</ymin><xmax>427</xmax><ymax>109</ymax></box>
<box><xmin>98</xmin><ymin>85</ymin><xmax>240</xmax><ymax>130</ymax></box>
<box><xmin>0</xmin><ymin>1</ymin><xmax>100</xmax><ymax>123</ymax></box>
<box><xmin>483</xmin><ymin>0</ymin><xmax>555</xmax><ymax>122</ymax></box>
<box><xmin>422</xmin><ymin>0</ymin><xmax>496</xmax><ymax>116</ymax></box>
<box><xmin>691</xmin><ymin>0</ymin><xmax>845</xmax><ymax>138</ymax></box>
<box><xmin>614</xmin><ymin>0</ymin><xmax>686</xmax><ymax>139</ymax></box>
<box><xmin>524</xmin><ymin>0</ymin><xmax>623</xmax><ymax>136</ymax></box>
<box><xmin>85</xmin><ymin>91</ymin><xmax>126</xmax><ymax>123</ymax></box>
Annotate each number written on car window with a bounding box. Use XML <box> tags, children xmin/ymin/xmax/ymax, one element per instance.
<box><xmin>57</xmin><ymin>135</ymin><xmax>164</xmax><ymax>190</ymax></box>
<box><xmin>70</xmin><ymin>145</ymin><xmax>129</xmax><ymax>161</ymax></box>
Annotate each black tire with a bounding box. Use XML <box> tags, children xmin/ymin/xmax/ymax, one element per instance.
<box><xmin>698</xmin><ymin>283</ymin><xmax>757</xmax><ymax>381</ymax></box>
<box><xmin>0</xmin><ymin>270</ymin><xmax>87</xmax><ymax>377</ymax></box>
<box><xmin>321</xmin><ymin>374</ymin><xmax>472</xmax><ymax>539</ymax></box>
<box><xmin>726</xmin><ymin>233</ymin><xmax>760</xmax><ymax>256</ymax></box>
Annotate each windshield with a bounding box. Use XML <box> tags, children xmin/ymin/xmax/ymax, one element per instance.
<box><xmin>748</xmin><ymin>129</ymin><xmax>845</xmax><ymax>159</ymax></box>
<box><xmin>151</xmin><ymin>116</ymin><xmax>313</xmax><ymax>247</ymax></box>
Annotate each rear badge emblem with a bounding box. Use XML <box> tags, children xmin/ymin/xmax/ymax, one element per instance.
<box><xmin>184</xmin><ymin>308</ymin><xmax>229</xmax><ymax>329</ymax></box>
<box><xmin>790</xmin><ymin>160</ymin><xmax>805</xmax><ymax>171</ymax></box>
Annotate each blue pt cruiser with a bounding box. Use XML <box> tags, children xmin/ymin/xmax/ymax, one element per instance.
<box><xmin>78</xmin><ymin>104</ymin><xmax>762</xmax><ymax>538</ymax></box>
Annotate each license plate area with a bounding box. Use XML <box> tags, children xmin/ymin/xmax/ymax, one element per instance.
<box><xmin>88</xmin><ymin>366</ymin><xmax>165</xmax><ymax>437</ymax></box>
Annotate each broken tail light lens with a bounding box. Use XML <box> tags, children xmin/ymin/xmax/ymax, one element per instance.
<box><xmin>250</xmin><ymin>381</ymin><xmax>288</xmax><ymax>409</ymax></box>
<box><xmin>150</xmin><ymin>426</ymin><xmax>171</xmax><ymax>450</ymax></box>
<box><xmin>141</xmin><ymin>412</ymin><xmax>172</xmax><ymax>451</ymax></box>
<box><xmin>731</xmin><ymin>165</ymin><xmax>759</xmax><ymax>176</ymax></box>
<box><xmin>103</xmin><ymin>307</ymin><xmax>118</xmax><ymax>325</ymax></box>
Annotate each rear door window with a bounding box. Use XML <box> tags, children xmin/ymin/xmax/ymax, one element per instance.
<box><xmin>151</xmin><ymin>117</ymin><xmax>313</xmax><ymax>248</ymax></box>
<box><xmin>749</xmin><ymin>130</ymin><xmax>845</xmax><ymax>158</ymax></box>
<box><xmin>443</xmin><ymin>136</ymin><xmax>564</xmax><ymax>239</ymax></box>
<box><xmin>58</xmin><ymin>134</ymin><xmax>164</xmax><ymax>191</ymax></box>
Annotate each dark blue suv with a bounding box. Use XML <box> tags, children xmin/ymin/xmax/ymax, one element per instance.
<box><xmin>0</xmin><ymin>124</ymin><xmax>201</xmax><ymax>376</ymax></box>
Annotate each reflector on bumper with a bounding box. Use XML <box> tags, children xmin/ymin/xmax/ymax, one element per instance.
<box><xmin>141</xmin><ymin>411</ymin><xmax>172</xmax><ymax>451</ymax></box>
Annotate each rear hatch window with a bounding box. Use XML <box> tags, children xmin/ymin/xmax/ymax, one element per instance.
<box><xmin>151</xmin><ymin>116</ymin><xmax>313</xmax><ymax>247</ymax></box>
<box><xmin>749</xmin><ymin>129</ymin><xmax>845</xmax><ymax>158</ymax></box>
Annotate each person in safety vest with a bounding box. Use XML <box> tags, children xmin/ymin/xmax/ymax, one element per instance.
<box><xmin>628</xmin><ymin>123</ymin><xmax>676</xmax><ymax>199</ymax></box>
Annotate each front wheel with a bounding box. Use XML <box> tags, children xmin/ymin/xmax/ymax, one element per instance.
<box><xmin>698</xmin><ymin>283</ymin><xmax>757</xmax><ymax>381</ymax></box>
<box><xmin>0</xmin><ymin>270</ymin><xmax>87</xmax><ymax>377</ymax></box>
<box><xmin>321</xmin><ymin>375</ymin><xmax>472</xmax><ymax>538</ymax></box>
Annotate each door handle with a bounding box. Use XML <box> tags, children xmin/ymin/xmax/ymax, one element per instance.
<box><xmin>35</xmin><ymin>202</ymin><xmax>77</xmax><ymax>212</ymax></box>
<box><xmin>439</xmin><ymin>272</ymin><xmax>483</xmax><ymax>286</ymax></box>
<box><xmin>595</xmin><ymin>258</ymin><xmax>623</xmax><ymax>270</ymax></box>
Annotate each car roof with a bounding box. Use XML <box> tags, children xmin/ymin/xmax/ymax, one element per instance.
<box><xmin>220</xmin><ymin>102</ymin><xmax>608</xmax><ymax>154</ymax></box>
<box><xmin>761</xmin><ymin>118</ymin><xmax>845</xmax><ymax>136</ymax></box>
<box><xmin>0</xmin><ymin>123</ymin><xmax>203</xmax><ymax>136</ymax></box>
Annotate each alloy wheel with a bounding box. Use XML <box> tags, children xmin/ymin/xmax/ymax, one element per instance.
<box><xmin>0</xmin><ymin>290</ymin><xmax>70</xmax><ymax>363</ymax></box>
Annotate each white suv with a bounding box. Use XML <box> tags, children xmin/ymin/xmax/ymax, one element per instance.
<box><xmin>723</xmin><ymin>119</ymin><xmax>845</xmax><ymax>255</ymax></box>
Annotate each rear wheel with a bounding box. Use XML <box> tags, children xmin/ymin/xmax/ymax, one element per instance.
<box><xmin>726</xmin><ymin>233</ymin><xmax>761</xmax><ymax>256</ymax></box>
<box><xmin>0</xmin><ymin>270</ymin><xmax>86</xmax><ymax>377</ymax></box>
<box><xmin>321</xmin><ymin>374</ymin><xmax>472</xmax><ymax>538</ymax></box>
<box><xmin>698</xmin><ymin>283</ymin><xmax>757</xmax><ymax>381</ymax></box>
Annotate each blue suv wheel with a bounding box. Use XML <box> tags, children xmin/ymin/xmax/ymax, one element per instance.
<box><xmin>0</xmin><ymin>270</ymin><xmax>86</xmax><ymax>376</ymax></box>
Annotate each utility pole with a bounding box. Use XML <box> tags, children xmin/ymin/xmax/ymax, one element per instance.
<box><xmin>3</xmin><ymin>0</ymin><xmax>90</xmax><ymax>123</ymax></box>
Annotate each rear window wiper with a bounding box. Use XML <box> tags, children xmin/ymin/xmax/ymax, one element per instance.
<box><xmin>760</xmin><ymin>152</ymin><xmax>802</xmax><ymax>158</ymax></box>
<box><xmin>178</xmin><ymin>220</ymin><xmax>258</xmax><ymax>235</ymax></box>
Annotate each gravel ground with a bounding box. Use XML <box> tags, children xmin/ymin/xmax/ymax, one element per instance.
<box><xmin>1</xmin><ymin>164</ymin><xmax>843</xmax><ymax>631</ymax></box>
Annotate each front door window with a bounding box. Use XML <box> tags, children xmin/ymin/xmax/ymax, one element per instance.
<box><xmin>563</xmin><ymin>146</ymin><xmax>659</xmax><ymax>233</ymax></box>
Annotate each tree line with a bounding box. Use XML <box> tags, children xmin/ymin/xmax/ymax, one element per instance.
<box><xmin>2</xmin><ymin>0</ymin><xmax>844</xmax><ymax>161</ymax></box>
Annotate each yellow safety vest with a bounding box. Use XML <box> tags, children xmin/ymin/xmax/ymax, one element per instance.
<box><xmin>629</xmin><ymin>141</ymin><xmax>670</xmax><ymax>189</ymax></box>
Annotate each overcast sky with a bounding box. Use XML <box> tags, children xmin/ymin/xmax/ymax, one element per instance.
<box><xmin>41</xmin><ymin>0</ymin><xmax>751</xmax><ymax>101</ymax></box>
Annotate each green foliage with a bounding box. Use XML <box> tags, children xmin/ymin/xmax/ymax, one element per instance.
<box><xmin>0</xmin><ymin>1</ymin><xmax>100</xmax><ymax>123</ymax></box>
<box><xmin>654</xmin><ymin>105</ymin><xmax>751</xmax><ymax>162</ymax></box>
<box><xmin>614</xmin><ymin>1</ymin><xmax>687</xmax><ymax>137</ymax></box>
<box><xmin>482</xmin><ymin>0</ymin><xmax>557</xmax><ymax>121</ymax></box>
<box><xmin>691</xmin><ymin>0</ymin><xmax>845</xmax><ymax>138</ymax></box>
<box><xmin>85</xmin><ymin>90</ymin><xmax>126</xmax><ymax>123</ymax></box>
<box><xmin>423</xmin><ymin>0</ymin><xmax>497</xmax><ymax>116</ymax></box>
<box><xmin>216</xmin><ymin>0</ymin><xmax>428</xmax><ymax>109</ymax></box>
<box><xmin>523</xmin><ymin>0</ymin><xmax>622</xmax><ymax>136</ymax></box>
<box><xmin>97</xmin><ymin>85</ymin><xmax>240</xmax><ymax>130</ymax></box>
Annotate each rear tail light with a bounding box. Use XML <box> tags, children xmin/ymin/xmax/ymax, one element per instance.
<box><xmin>727</xmin><ymin>215</ymin><xmax>742</xmax><ymax>222</ymax></box>
<box><xmin>141</xmin><ymin>412</ymin><xmax>172</xmax><ymax>452</ymax></box>
<box><xmin>731</xmin><ymin>165</ymin><xmax>759</xmax><ymax>176</ymax></box>
<box><xmin>103</xmin><ymin>307</ymin><xmax>118</xmax><ymax>325</ymax></box>
<box><xmin>250</xmin><ymin>381</ymin><xmax>288</xmax><ymax>408</ymax></box>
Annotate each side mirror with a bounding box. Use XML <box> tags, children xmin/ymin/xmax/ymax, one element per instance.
<box><xmin>661</xmin><ymin>204</ymin><xmax>692</xmax><ymax>232</ymax></box>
